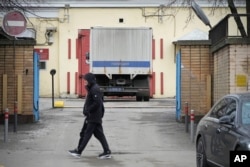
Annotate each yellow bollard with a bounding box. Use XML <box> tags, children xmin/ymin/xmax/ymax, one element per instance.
<box><xmin>54</xmin><ymin>101</ymin><xmax>64</xmax><ymax>108</ymax></box>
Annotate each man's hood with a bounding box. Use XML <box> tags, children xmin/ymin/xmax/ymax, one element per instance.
<box><xmin>83</xmin><ymin>73</ymin><xmax>96</xmax><ymax>86</ymax></box>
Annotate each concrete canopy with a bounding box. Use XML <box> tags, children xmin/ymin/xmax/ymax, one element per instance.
<box><xmin>173</xmin><ymin>29</ymin><xmax>211</xmax><ymax>45</ymax></box>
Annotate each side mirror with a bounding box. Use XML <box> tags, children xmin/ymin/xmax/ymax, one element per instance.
<box><xmin>219</xmin><ymin>115</ymin><xmax>233</xmax><ymax>124</ymax></box>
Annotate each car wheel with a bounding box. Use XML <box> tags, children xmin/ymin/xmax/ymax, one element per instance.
<box><xmin>143</xmin><ymin>96</ymin><xmax>150</xmax><ymax>101</ymax></box>
<box><xmin>196</xmin><ymin>137</ymin><xmax>208</xmax><ymax>167</ymax></box>
<box><xmin>136</xmin><ymin>96</ymin><xmax>142</xmax><ymax>101</ymax></box>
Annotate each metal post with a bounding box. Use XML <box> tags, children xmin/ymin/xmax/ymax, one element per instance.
<box><xmin>50</xmin><ymin>69</ymin><xmax>56</xmax><ymax>108</ymax></box>
<box><xmin>52</xmin><ymin>74</ymin><xmax>54</xmax><ymax>108</ymax></box>
<box><xmin>14</xmin><ymin>101</ymin><xmax>18</xmax><ymax>132</ymax></box>
<box><xmin>4</xmin><ymin>108</ymin><xmax>9</xmax><ymax>143</ymax></box>
<box><xmin>185</xmin><ymin>102</ymin><xmax>189</xmax><ymax>133</ymax></box>
<box><xmin>190</xmin><ymin>109</ymin><xmax>195</xmax><ymax>143</ymax></box>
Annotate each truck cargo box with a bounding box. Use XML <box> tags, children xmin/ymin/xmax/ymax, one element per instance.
<box><xmin>89</xmin><ymin>27</ymin><xmax>152</xmax><ymax>101</ymax></box>
<box><xmin>90</xmin><ymin>27</ymin><xmax>152</xmax><ymax>77</ymax></box>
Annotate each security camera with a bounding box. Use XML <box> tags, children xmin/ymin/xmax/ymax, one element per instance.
<box><xmin>46</xmin><ymin>27</ymin><xmax>57</xmax><ymax>33</ymax></box>
<box><xmin>47</xmin><ymin>35</ymin><xmax>54</xmax><ymax>45</ymax></box>
<box><xmin>45</xmin><ymin>27</ymin><xmax>57</xmax><ymax>45</ymax></box>
<box><xmin>46</xmin><ymin>27</ymin><xmax>56</xmax><ymax>37</ymax></box>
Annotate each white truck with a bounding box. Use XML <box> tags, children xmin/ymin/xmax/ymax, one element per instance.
<box><xmin>88</xmin><ymin>27</ymin><xmax>152</xmax><ymax>101</ymax></box>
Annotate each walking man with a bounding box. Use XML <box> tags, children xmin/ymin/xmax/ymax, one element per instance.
<box><xmin>68</xmin><ymin>73</ymin><xmax>111</xmax><ymax>159</ymax></box>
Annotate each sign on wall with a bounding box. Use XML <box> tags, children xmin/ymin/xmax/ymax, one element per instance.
<box><xmin>2</xmin><ymin>10</ymin><xmax>27</xmax><ymax>36</ymax></box>
<box><xmin>34</xmin><ymin>49</ymin><xmax>49</xmax><ymax>60</ymax></box>
<box><xmin>236</xmin><ymin>75</ymin><xmax>247</xmax><ymax>87</ymax></box>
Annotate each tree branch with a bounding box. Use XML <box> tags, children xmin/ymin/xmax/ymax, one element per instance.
<box><xmin>228</xmin><ymin>0</ymin><xmax>247</xmax><ymax>37</ymax></box>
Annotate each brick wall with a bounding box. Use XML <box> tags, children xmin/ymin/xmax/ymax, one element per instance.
<box><xmin>181</xmin><ymin>45</ymin><xmax>213</xmax><ymax>116</ymax></box>
<box><xmin>213</xmin><ymin>44</ymin><xmax>250</xmax><ymax>103</ymax></box>
<box><xmin>0</xmin><ymin>45</ymin><xmax>34</xmax><ymax>123</ymax></box>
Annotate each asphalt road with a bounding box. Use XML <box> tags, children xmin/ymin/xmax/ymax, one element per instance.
<box><xmin>0</xmin><ymin>98</ymin><xmax>196</xmax><ymax>167</ymax></box>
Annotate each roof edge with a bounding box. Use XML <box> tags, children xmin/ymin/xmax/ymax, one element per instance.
<box><xmin>173</xmin><ymin>40</ymin><xmax>211</xmax><ymax>46</ymax></box>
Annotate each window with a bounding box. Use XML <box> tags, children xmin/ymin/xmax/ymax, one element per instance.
<box><xmin>210</xmin><ymin>99</ymin><xmax>228</xmax><ymax>119</ymax></box>
<box><xmin>210</xmin><ymin>97</ymin><xmax>236</xmax><ymax>120</ymax></box>
<box><xmin>225</xmin><ymin>99</ymin><xmax>236</xmax><ymax>114</ymax></box>
<box><xmin>225</xmin><ymin>98</ymin><xmax>236</xmax><ymax>123</ymax></box>
<box><xmin>241</xmin><ymin>102</ymin><xmax>250</xmax><ymax>125</ymax></box>
<box><xmin>40</xmin><ymin>61</ymin><xmax>46</xmax><ymax>69</ymax></box>
<box><xmin>119</xmin><ymin>18</ymin><xmax>124</xmax><ymax>23</ymax></box>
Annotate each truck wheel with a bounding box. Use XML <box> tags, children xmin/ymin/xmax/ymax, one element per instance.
<box><xmin>136</xmin><ymin>96</ymin><xmax>142</xmax><ymax>101</ymax></box>
<box><xmin>143</xmin><ymin>96</ymin><xmax>150</xmax><ymax>101</ymax></box>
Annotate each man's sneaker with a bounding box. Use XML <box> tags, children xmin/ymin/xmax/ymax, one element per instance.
<box><xmin>68</xmin><ymin>149</ymin><xmax>81</xmax><ymax>158</ymax></box>
<box><xmin>98</xmin><ymin>150</ymin><xmax>111</xmax><ymax>159</ymax></box>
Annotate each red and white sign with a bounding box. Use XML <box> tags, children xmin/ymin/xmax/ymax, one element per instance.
<box><xmin>34</xmin><ymin>48</ymin><xmax>49</xmax><ymax>60</ymax></box>
<box><xmin>2</xmin><ymin>10</ymin><xmax>27</xmax><ymax>36</ymax></box>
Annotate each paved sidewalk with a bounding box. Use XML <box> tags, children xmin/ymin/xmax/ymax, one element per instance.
<box><xmin>0</xmin><ymin>98</ymin><xmax>195</xmax><ymax>167</ymax></box>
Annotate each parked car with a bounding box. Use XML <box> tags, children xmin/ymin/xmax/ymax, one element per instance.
<box><xmin>195</xmin><ymin>93</ymin><xmax>250</xmax><ymax>167</ymax></box>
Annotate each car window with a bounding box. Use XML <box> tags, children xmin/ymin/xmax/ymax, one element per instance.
<box><xmin>210</xmin><ymin>98</ymin><xmax>236</xmax><ymax>120</ymax></box>
<box><xmin>225</xmin><ymin>100</ymin><xmax>236</xmax><ymax>115</ymax></box>
<box><xmin>225</xmin><ymin>99</ymin><xmax>236</xmax><ymax>122</ymax></box>
<box><xmin>241</xmin><ymin>102</ymin><xmax>250</xmax><ymax>125</ymax></box>
<box><xmin>210</xmin><ymin>99</ymin><xmax>228</xmax><ymax>119</ymax></box>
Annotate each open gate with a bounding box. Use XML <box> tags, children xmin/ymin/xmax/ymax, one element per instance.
<box><xmin>176</xmin><ymin>51</ymin><xmax>181</xmax><ymax>121</ymax></box>
<box><xmin>33</xmin><ymin>52</ymin><xmax>40</xmax><ymax>122</ymax></box>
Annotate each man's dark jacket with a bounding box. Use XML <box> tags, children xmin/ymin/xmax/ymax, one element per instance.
<box><xmin>83</xmin><ymin>73</ymin><xmax>104</xmax><ymax>124</ymax></box>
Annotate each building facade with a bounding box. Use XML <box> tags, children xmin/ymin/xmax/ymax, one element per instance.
<box><xmin>16</xmin><ymin>0</ymin><xmax>243</xmax><ymax>98</ymax></box>
<box><xmin>0</xmin><ymin>0</ymin><xmax>248</xmax><ymax>122</ymax></box>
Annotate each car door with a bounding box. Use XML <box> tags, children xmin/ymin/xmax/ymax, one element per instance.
<box><xmin>203</xmin><ymin>98</ymin><xmax>228</xmax><ymax>164</ymax></box>
<box><xmin>215</xmin><ymin>98</ymin><xmax>238</xmax><ymax>166</ymax></box>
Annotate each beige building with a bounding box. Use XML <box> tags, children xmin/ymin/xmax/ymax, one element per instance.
<box><xmin>1</xmin><ymin>0</ymin><xmax>246</xmax><ymax>98</ymax></box>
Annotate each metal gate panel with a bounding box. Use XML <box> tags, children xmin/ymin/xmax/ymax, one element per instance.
<box><xmin>33</xmin><ymin>52</ymin><xmax>39</xmax><ymax>122</ymax></box>
<box><xmin>176</xmin><ymin>51</ymin><xmax>181</xmax><ymax>121</ymax></box>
